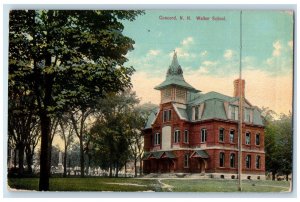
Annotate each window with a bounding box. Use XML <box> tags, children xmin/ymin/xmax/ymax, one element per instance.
<box><xmin>230</xmin><ymin>130</ymin><xmax>235</xmax><ymax>143</ymax></box>
<box><xmin>176</xmin><ymin>88</ymin><xmax>186</xmax><ymax>101</ymax></box>
<box><xmin>229</xmin><ymin>105</ymin><xmax>238</xmax><ymax>120</ymax></box>
<box><xmin>184</xmin><ymin>154</ymin><xmax>189</xmax><ymax>168</ymax></box>
<box><xmin>219</xmin><ymin>128</ymin><xmax>224</xmax><ymax>142</ymax></box>
<box><xmin>174</xmin><ymin>130</ymin><xmax>180</xmax><ymax>143</ymax></box>
<box><xmin>184</xmin><ymin>130</ymin><xmax>189</xmax><ymax>143</ymax></box>
<box><xmin>244</xmin><ymin>108</ymin><xmax>251</xmax><ymax>122</ymax></box>
<box><xmin>230</xmin><ymin>153</ymin><xmax>235</xmax><ymax>168</ymax></box>
<box><xmin>219</xmin><ymin>152</ymin><xmax>225</xmax><ymax>167</ymax></box>
<box><xmin>245</xmin><ymin>132</ymin><xmax>251</xmax><ymax>145</ymax></box>
<box><xmin>154</xmin><ymin>133</ymin><xmax>160</xmax><ymax>145</ymax></box>
<box><xmin>256</xmin><ymin>155</ymin><xmax>261</xmax><ymax>169</ymax></box>
<box><xmin>163</xmin><ymin>109</ymin><xmax>172</xmax><ymax>122</ymax></box>
<box><xmin>246</xmin><ymin>155</ymin><xmax>251</xmax><ymax>169</ymax></box>
<box><xmin>230</xmin><ymin>105</ymin><xmax>235</xmax><ymax>119</ymax></box>
<box><xmin>195</xmin><ymin>106</ymin><xmax>199</xmax><ymax>120</ymax></box>
<box><xmin>255</xmin><ymin>133</ymin><xmax>260</xmax><ymax>145</ymax></box>
<box><xmin>201</xmin><ymin>128</ymin><xmax>207</xmax><ymax>143</ymax></box>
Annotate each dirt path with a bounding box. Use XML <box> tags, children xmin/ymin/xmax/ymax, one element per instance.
<box><xmin>157</xmin><ymin>179</ymin><xmax>173</xmax><ymax>192</ymax></box>
<box><xmin>105</xmin><ymin>182</ymin><xmax>146</xmax><ymax>187</ymax></box>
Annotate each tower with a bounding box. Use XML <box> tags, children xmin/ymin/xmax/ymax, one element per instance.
<box><xmin>154</xmin><ymin>51</ymin><xmax>199</xmax><ymax>104</ymax></box>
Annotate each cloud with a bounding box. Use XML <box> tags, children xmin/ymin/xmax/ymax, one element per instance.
<box><xmin>272</xmin><ymin>40</ymin><xmax>282</xmax><ymax>57</ymax></box>
<box><xmin>200</xmin><ymin>50</ymin><xmax>208</xmax><ymax>57</ymax></box>
<box><xmin>202</xmin><ymin>60</ymin><xmax>217</xmax><ymax>66</ymax></box>
<box><xmin>181</xmin><ymin>36</ymin><xmax>194</xmax><ymax>46</ymax></box>
<box><xmin>223</xmin><ymin>49</ymin><xmax>234</xmax><ymax>60</ymax></box>
<box><xmin>147</xmin><ymin>49</ymin><xmax>161</xmax><ymax>56</ymax></box>
<box><xmin>288</xmin><ymin>40</ymin><xmax>293</xmax><ymax>49</ymax></box>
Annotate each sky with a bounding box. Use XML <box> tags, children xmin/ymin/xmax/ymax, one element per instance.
<box><xmin>122</xmin><ymin>10</ymin><xmax>294</xmax><ymax>115</ymax></box>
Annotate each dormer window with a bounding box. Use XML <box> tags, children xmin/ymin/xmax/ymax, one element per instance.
<box><xmin>244</xmin><ymin>108</ymin><xmax>251</xmax><ymax>123</ymax></box>
<box><xmin>195</xmin><ymin>106</ymin><xmax>199</xmax><ymax>120</ymax></box>
<box><xmin>229</xmin><ymin>105</ymin><xmax>238</xmax><ymax>120</ymax></box>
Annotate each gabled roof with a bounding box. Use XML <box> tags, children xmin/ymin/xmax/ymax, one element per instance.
<box><xmin>190</xmin><ymin>150</ymin><xmax>209</xmax><ymax>158</ymax></box>
<box><xmin>144</xmin><ymin>108</ymin><xmax>159</xmax><ymax>129</ymax></box>
<box><xmin>143</xmin><ymin>151</ymin><xmax>176</xmax><ymax>160</ymax></box>
<box><xmin>154</xmin><ymin>52</ymin><xmax>200</xmax><ymax>92</ymax></box>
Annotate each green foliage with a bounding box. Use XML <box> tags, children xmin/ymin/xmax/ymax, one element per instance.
<box><xmin>9</xmin><ymin>9</ymin><xmax>144</xmax><ymax>189</ymax></box>
<box><xmin>89</xmin><ymin>90</ymin><xmax>141</xmax><ymax>173</ymax></box>
<box><xmin>264</xmin><ymin>110</ymin><xmax>293</xmax><ymax>178</ymax></box>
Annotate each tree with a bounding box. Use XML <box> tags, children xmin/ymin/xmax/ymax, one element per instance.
<box><xmin>126</xmin><ymin>108</ymin><xmax>148</xmax><ymax>177</ymax></box>
<box><xmin>276</xmin><ymin>113</ymin><xmax>293</xmax><ymax>180</ymax></box>
<box><xmin>70</xmin><ymin>109</ymin><xmax>93</xmax><ymax>177</ymax></box>
<box><xmin>58</xmin><ymin>114</ymin><xmax>75</xmax><ymax>177</ymax></box>
<box><xmin>89</xmin><ymin>90</ymin><xmax>139</xmax><ymax>177</ymax></box>
<box><xmin>9</xmin><ymin>10</ymin><xmax>143</xmax><ymax>190</ymax></box>
<box><xmin>264</xmin><ymin>108</ymin><xmax>293</xmax><ymax>181</ymax></box>
<box><xmin>8</xmin><ymin>82</ymin><xmax>38</xmax><ymax>176</ymax></box>
<box><xmin>24</xmin><ymin>125</ymin><xmax>40</xmax><ymax>174</ymax></box>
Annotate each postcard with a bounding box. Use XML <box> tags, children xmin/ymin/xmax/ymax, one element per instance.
<box><xmin>7</xmin><ymin>9</ymin><xmax>294</xmax><ymax>194</ymax></box>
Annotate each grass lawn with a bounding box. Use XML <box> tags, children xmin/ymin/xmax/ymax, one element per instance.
<box><xmin>161</xmin><ymin>179</ymin><xmax>290</xmax><ymax>192</ymax></box>
<box><xmin>7</xmin><ymin>177</ymin><xmax>290</xmax><ymax>192</ymax></box>
<box><xmin>7</xmin><ymin>177</ymin><xmax>162</xmax><ymax>192</ymax></box>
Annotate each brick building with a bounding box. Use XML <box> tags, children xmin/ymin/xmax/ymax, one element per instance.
<box><xmin>142</xmin><ymin>52</ymin><xmax>265</xmax><ymax>179</ymax></box>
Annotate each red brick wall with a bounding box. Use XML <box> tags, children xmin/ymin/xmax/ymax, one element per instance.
<box><xmin>143</xmin><ymin>103</ymin><xmax>265</xmax><ymax>174</ymax></box>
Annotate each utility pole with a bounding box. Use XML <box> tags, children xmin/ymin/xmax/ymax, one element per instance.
<box><xmin>238</xmin><ymin>10</ymin><xmax>243</xmax><ymax>192</ymax></box>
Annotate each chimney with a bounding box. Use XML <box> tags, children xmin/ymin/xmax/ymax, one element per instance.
<box><xmin>233</xmin><ymin>79</ymin><xmax>245</xmax><ymax>98</ymax></box>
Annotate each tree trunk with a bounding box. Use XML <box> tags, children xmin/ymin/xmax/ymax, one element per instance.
<box><xmin>286</xmin><ymin>173</ymin><xmax>289</xmax><ymax>181</ymax></box>
<box><xmin>139</xmin><ymin>155</ymin><xmax>142</xmax><ymax>176</ymax></box>
<box><xmin>26</xmin><ymin>152</ymin><xmax>33</xmax><ymax>174</ymax></box>
<box><xmin>272</xmin><ymin>171</ymin><xmax>276</xmax><ymax>181</ymax></box>
<box><xmin>63</xmin><ymin>145</ymin><xmax>67</xmax><ymax>177</ymax></box>
<box><xmin>14</xmin><ymin>148</ymin><xmax>17</xmax><ymax>168</ymax></box>
<box><xmin>18</xmin><ymin>144</ymin><xmax>25</xmax><ymax>176</ymax></box>
<box><xmin>134</xmin><ymin>158</ymin><xmax>137</xmax><ymax>177</ymax></box>
<box><xmin>124</xmin><ymin>162</ymin><xmax>127</xmax><ymax>177</ymax></box>
<box><xmin>115</xmin><ymin>162</ymin><xmax>119</xmax><ymax>178</ymax></box>
<box><xmin>39</xmin><ymin>112</ymin><xmax>51</xmax><ymax>191</ymax></box>
<box><xmin>48</xmin><ymin>144</ymin><xmax>52</xmax><ymax>177</ymax></box>
<box><xmin>79</xmin><ymin>136</ymin><xmax>84</xmax><ymax>178</ymax></box>
<box><xmin>109</xmin><ymin>163</ymin><xmax>112</xmax><ymax>177</ymax></box>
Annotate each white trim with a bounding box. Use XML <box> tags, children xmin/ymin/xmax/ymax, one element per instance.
<box><xmin>150</xmin><ymin>146</ymin><xmax>265</xmax><ymax>154</ymax></box>
<box><xmin>172</xmin><ymin>103</ymin><xmax>188</xmax><ymax>121</ymax></box>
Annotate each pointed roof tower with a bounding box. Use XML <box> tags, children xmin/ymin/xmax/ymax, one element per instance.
<box><xmin>154</xmin><ymin>51</ymin><xmax>200</xmax><ymax>92</ymax></box>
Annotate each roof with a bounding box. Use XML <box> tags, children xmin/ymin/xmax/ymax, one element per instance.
<box><xmin>190</xmin><ymin>150</ymin><xmax>209</xmax><ymax>158</ymax></box>
<box><xmin>154</xmin><ymin>52</ymin><xmax>200</xmax><ymax>92</ymax></box>
<box><xmin>143</xmin><ymin>151</ymin><xmax>176</xmax><ymax>160</ymax></box>
<box><xmin>144</xmin><ymin>108</ymin><xmax>159</xmax><ymax>129</ymax></box>
<box><xmin>144</xmin><ymin>91</ymin><xmax>264</xmax><ymax>126</ymax></box>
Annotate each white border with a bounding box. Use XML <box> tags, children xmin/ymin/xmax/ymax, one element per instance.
<box><xmin>1</xmin><ymin>1</ymin><xmax>298</xmax><ymax>201</ymax></box>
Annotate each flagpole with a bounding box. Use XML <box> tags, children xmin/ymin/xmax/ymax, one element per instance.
<box><xmin>238</xmin><ymin>10</ymin><xmax>243</xmax><ymax>192</ymax></box>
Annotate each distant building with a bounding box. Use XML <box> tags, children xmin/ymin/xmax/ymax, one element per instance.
<box><xmin>142</xmin><ymin>52</ymin><xmax>265</xmax><ymax>179</ymax></box>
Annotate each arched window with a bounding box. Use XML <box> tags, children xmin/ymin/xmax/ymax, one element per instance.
<box><xmin>174</xmin><ymin>130</ymin><xmax>180</xmax><ymax>143</ymax></box>
<box><xmin>219</xmin><ymin>128</ymin><xmax>224</xmax><ymax>142</ymax></box>
<box><xmin>245</xmin><ymin>132</ymin><xmax>251</xmax><ymax>145</ymax></box>
<box><xmin>230</xmin><ymin>130</ymin><xmax>235</xmax><ymax>143</ymax></box>
<box><xmin>256</xmin><ymin>155</ymin><xmax>261</xmax><ymax>169</ymax></box>
<box><xmin>201</xmin><ymin>128</ymin><xmax>207</xmax><ymax>143</ymax></box>
<box><xmin>219</xmin><ymin>152</ymin><xmax>225</xmax><ymax>167</ymax></box>
<box><xmin>184</xmin><ymin>130</ymin><xmax>189</xmax><ymax>143</ymax></box>
<box><xmin>255</xmin><ymin>133</ymin><xmax>260</xmax><ymax>145</ymax></box>
<box><xmin>230</xmin><ymin>153</ymin><xmax>235</xmax><ymax>168</ymax></box>
<box><xmin>246</xmin><ymin>155</ymin><xmax>251</xmax><ymax>169</ymax></box>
